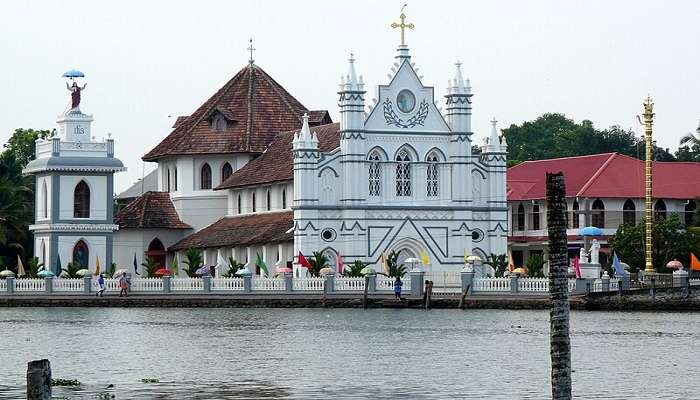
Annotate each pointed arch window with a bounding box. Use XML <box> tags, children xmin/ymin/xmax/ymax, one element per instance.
<box><xmin>174</xmin><ymin>168</ymin><xmax>178</xmax><ymax>191</ymax></box>
<box><xmin>200</xmin><ymin>163</ymin><xmax>212</xmax><ymax>190</ymax></box>
<box><xmin>73</xmin><ymin>180</ymin><xmax>90</xmax><ymax>218</ymax></box>
<box><xmin>592</xmin><ymin>199</ymin><xmax>605</xmax><ymax>228</ymax></box>
<box><xmin>623</xmin><ymin>199</ymin><xmax>636</xmax><ymax>226</ymax></box>
<box><xmin>237</xmin><ymin>194</ymin><xmax>242</xmax><ymax>214</ymax></box>
<box><xmin>426</xmin><ymin>153</ymin><xmax>439</xmax><ymax>197</ymax></box>
<box><xmin>166</xmin><ymin>168</ymin><xmax>171</xmax><ymax>192</ymax></box>
<box><xmin>72</xmin><ymin>240</ymin><xmax>89</xmax><ymax>268</ymax></box>
<box><xmin>41</xmin><ymin>181</ymin><xmax>48</xmax><ymax>219</ymax></box>
<box><xmin>395</xmin><ymin>149</ymin><xmax>412</xmax><ymax>197</ymax></box>
<box><xmin>282</xmin><ymin>188</ymin><xmax>287</xmax><ymax>209</ymax></box>
<box><xmin>221</xmin><ymin>162</ymin><xmax>233</xmax><ymax>183</ymax></box>
<box><xmin>685</xmin><ymin>200</ymin><xmax>696</xmax><ymax>227</ymax></box>
<box><xmin>515</xmin><ymin>203</ymin><xmax>525</xmax><ymax>231</ymax></box>
<box><xmin>572</xmin><ymin>199</ymin><xmax>580</xmax><ymax>229</ymax></box>
<box><xmin>532</xmin><ymin>203</ymin><xmax>541</xmax><ymax>230</ymax></box>
<box><xmin>654</xmin><ymin>199</ymin><xmax>667</xmax><ymax>220</ymax></box>
<box><xmin>368</xmin><ymin>152</ymin><xmax>381</xmax><ymax>196</ymax></box>
<box><xmin>252</xmin><ymin>192</ymin><xmax>256</xmax><ymax>212</ymax></box>
<box><xmin>266</xmin><ymin>189</ymin><xmax>271</xmax><ymax>211</ymax></box>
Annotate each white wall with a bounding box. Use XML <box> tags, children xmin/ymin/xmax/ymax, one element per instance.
<box><xmin>57</xmin><ymin>235</ymin><xmax>106</xmax><ymax>273</ymax></box>
<box><xmin>227</xmin><ymin>182</ymin><xmax>293</xmax><ymax>216</ymax></box>
<box><xmin>35</xmin><ymin>175</ymin><xmax>52</xmax><ymax>222</ymax></box>
<box><xmin>59</xmin><ymin>175</ymin><xmax>107</xmax><ymax>220</ymax></box>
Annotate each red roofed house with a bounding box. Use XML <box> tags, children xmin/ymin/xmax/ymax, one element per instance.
<box><xmin>507</xmin><ymin>152</ymin><xmax>700</xmax><ymax>268</ymax></box>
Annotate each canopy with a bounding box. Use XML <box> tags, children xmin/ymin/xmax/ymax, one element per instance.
<box><xmin>62</xmin><ymin>69</ymin><xmax>84</xmax><ymax>78</ymax></box>
<box><xmin>666</xmin><ymin>260</ymin><xmax>683</xmax><ymax>269</ymax></box>
<box><xmin>155</xmin><ymin>268</ymin><xmax>172</xmax><ymax>277</ymax></box>
<box><xmin>276</xmin><ymin>267</ymin><xmax>292</xmax><ymax>274</ymax></box>
<box><xmin>0</xmin><ymin>269</ymin><xmax>15</xmax><ymax>278</ymax></box>
<box><xmin>579</xmin><ymin>226</ymin><xmax>603</xmax><ymax>236</ymax></box>
<box><xmin>37</xmin><ymin>270</ymin><xmax>55</xmax><ymax>277</ymax></box>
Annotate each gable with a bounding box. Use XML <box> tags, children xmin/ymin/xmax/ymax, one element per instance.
<box><xmin>364</xmin><ymin>59</ymin><xmax>450</xmax><ymax>133</ymax></box>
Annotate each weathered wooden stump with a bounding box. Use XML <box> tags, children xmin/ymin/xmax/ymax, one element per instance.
<box><xmin>27</xmin><ymin>359</ymin><xmax>51</xmax><ymax>400</ymax></box>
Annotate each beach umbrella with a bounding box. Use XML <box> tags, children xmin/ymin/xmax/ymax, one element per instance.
<box><xmin>195</xmin><ymin>266</ymin><xmax>210</xmax><ymax>276</ymax></box>
<box><xmin>466</xmin><ymin>255</ymin><xmax>482</xmax><ymax>263</ymax></box>
<box><xmin>17</xmin><ymin>255</ymin><xmax>25</xmax><ymax>277</ymax></box>
<box><xmin>666</xmin><ymin>260</ymin><xmax>683</xmax><ymax>269</ymax></box>
<box><xmin>276</xmin><ymin>267</ymin><xmax>293</xmax><ymax>274</ymax></box>
<box><xmin>113</xmin><ymin>269</ymin><xmax>128</xmax><ymax>278</ymax></box>
<box><xmin>62</xmin><ymin>69</ymin><xmax>85</xmax><ymax>78</ymax></box>
<box><xmin>579</xmin><ymin>226</ymin><xmax>603</xmax><ymax>236</ymax></box>
<box><xmin>360</xmin><ymin>266</ymin><xmax>376</xmax><ymax>276</ymax></box>
<box><xmin>37</xmin><ymin>270</ymin><xmax>55</xmax><ymax>278</ymax></box>
<box><xmin>512</xmin><ymin>267</ymin><xmax>527</xmax><ymax>275</ymax></box>
<box><xmin>319</xmin><ymin>267</ymin><xmax>334</xmax><ymax>275</ymax></box>
<box><xmin>0</xmin><ymin>269</ymin><xmax>15</xmax><ymax>278</ymax></box>
<box><xmin>76</xmin><ymin>269</ymin><xmax>91</xmax><ymax>277</ymax></box>
<box><xmin>154</xmin><ymin>268</ymin><xmax>172</xmax><ymax>277</ymax></box>
<box><xmin>235</xmin><ymin>267</ymin><xmax>252</xmax><ymax>276</ymax></box>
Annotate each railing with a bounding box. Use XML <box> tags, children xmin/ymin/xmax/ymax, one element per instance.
<box><xmin>610</xmin><ymin>279</ymin><xmax>620</xmax><ymax>291</ymax></box>
<box><xmin>690</xmin><ymin>279</ymin><xmax>700</xmax><ymax>286</ymax></box>
<box><xmin>171</xmin><ymin>278</ymin><xmax>204</xmax><ymax>291</ymax></box>
<box><xmin>0</xmin><ymin>280</ymin><xmax>6</xmax><ymax>291</ymax></box>
<box><xmin>104</xmin><ymin>279</ymin><xmax>120</xmax><ymax>291</ymax></box>
<box><xmin>252</xmin><ymin>277</ymin><xmax>285</xmax><ymax>291</ymax></box>
<box><xmin>425</xmin><ymin>271</ymin><xmax>461</xmax><ymax>288</ymax></box>
<box><xmin>53</xmin><ymin>279</ymin><xmax>84</xmax><ymax>292</ymax></box>
<box><xmin>376</xmin><ymin>276</ymin><xmax>411</xmax><ymax>291</ymax></box>
<box><xmin>292</xmin><ymin>277</ymin><xmax>325</xmax><ymax>291</ymax></box>
<box><xmin>518</xmin><ymin>277</ymin><xmax>548</xmax><ymax>292</ymax></box>
<box><xmin>15</xmin><ymin>279</ymin><xmax>45</xmax><ymax>292</ymax></box>
<box><xmin>568</xmin><ymin>279</ymin><xmax>577</xmax><ymax>292</ymax></box>
<box><xmin>334</xmin><ymin>277</ymin><xmax>365</xmax><ymax>292</ymax></box>
<box><xmin>211</xmin><ymin>277</ymin><xmax>244</xmax><ymax>291</ymax></box>
<box><xmin>129</xmin><ymin>278</ymin><xmax>163</xmax><ymax>292</ymax></box>
<box><xmin>473</xmin><ymin>277</ymin><xmax>510</xmax><ymax>292</ymax></box>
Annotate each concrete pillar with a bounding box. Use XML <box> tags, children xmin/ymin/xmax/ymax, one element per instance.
<box><xmin>325</xmin><ymin>273</ymin><xmax>335</xmax><ymax>294</ymax></box>
<box><xmin>460</xmin><ymin>270</ymin><xmax>474</xmax><ymax>295</ymax></box>
<box><xmin>601</xmin><ymin>273</ymin><xmax>610</xmax><ymax>292</ymax></box>
<box><xmin>243</xmin><ymin>275</ymin><xmax>252</xmax><ymax>293</ymax></box>
<box><xmin>673</xmin><ymin>269</ymin><xmax>689</xmax><ymax>288</ymax></box>
<box><xmin>45</xmin><ymin>277</ymin><xmax>53</xmax><ymax>294</ymax></box>
<box><xmin>163</xmin><ymin>276</ymin><xmax>171</xmax><ymax>293</ymax></box>
<box><xmin>575</xmin><ymin>278</ymin><xmax>595</xmax><ymax>294</ymax></box>
<box><xmin>203</xmin><ymin>275</ymin><xmax>211</xmax><ymax>293</ymax></box>
<box><xmin>510</xmin><ymin>275</ymin><xmax>519</xmax><ymax>293</ymax></box>
<box><xmin>6</xmin><ymin>277</ymin><xmax>14</xmax><ymax>294</ymax></box>
<box><xmin>367</xmin><ymin>274</ymin><xmax>377</xmax><ymax>294</ymax></box>
<box><xmin>83</xmin><ymin>276</ymin><xmax>92</xmax><ymax>294</ymax></box>
<box><xmin>410</xmin><ymin>270</ymin><xmax>424</xmax><ymax>297</ymax></box>
<box><xmin>27</xmin><ymin>359</ymin><xmax>51</xmax><ymax>400</ymax></box>
<box><xmin>285</xmin><ymin>272</ymin><xmax>293</xmax><ymax>293</ymax></box>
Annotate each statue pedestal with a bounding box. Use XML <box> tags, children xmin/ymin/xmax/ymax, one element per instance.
<box><xmin>578</xmin><ymin>263</ymin><xmax>601</xmax><ymax>279</ymax></box>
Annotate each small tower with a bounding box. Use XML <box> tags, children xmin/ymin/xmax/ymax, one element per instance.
<box><xmin>338</xmin><ymin>54</ymin><xmax>366</xmax><ymax>203</ymax></box>
<box><xmin>446</xmin><ymin>62</ymin><xmax>474</xmax><ymax>202</ymax></box>
<box><xmin>480</xmin><ymin>118</ymin><xmax>508</xmax><ymax>255</ymax></box>
<box><xmin>23</xmin><ymin>71</ymin><xmax>125</xmax><ymax>273</ymax></box>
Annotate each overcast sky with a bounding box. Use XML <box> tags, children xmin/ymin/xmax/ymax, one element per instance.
<box><xmin>1</xmin><ymin>0</ymin><xmax>698</xmax><ymax>192</ymax></box>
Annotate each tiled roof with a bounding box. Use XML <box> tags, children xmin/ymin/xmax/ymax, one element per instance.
<box><xmin>508</xmin><ymin>152</ymin><xmax>700</xmax><ymax>200</ymax></box>
<box><xmin>115</xmin><ymin>169</ymin><xmax>158</xmax><ymax>200</ymax></box>
<box><xmin>114</xmin><ymin>191</ymin><xmax>191</xmax><ymax>229</ymax></box>
<box><xmin>216</xmin><ymin>122</ymin><xmax>340</xmax><ymax>190</ymax></box>
<box><xmin>143</xmin><ymin>63</ymin><xmax>329</xmax><ymax>160</ymax></box>
<box><xmin>169</xmin><ymin>211</ymin><xmax>293</xmax><ymax>251</ymax></box>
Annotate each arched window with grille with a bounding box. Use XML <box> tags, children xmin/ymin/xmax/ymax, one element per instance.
<box><xmin>221</xmin><ymin>162</ymin><xmax>233</xmax><ymax>183</ymax></box>
<box><xmin>395</xmin><ymin>149</ymin><xmax>411</xmax><ymax>196</ymax></box>
<box><xmin>623</xmin><ymin>199</ymin><xmax>636</xmax><ymax>226</ymax></box>
<box><xmin>592</xmin><ymin>198</ymin><xmax>605</xmax><ymax>228</ymax></box>
<box><xmin>73</xmin><ymin>180</ymin><xmax>90</xmax><ymax>218</ymax></box>
<box><xmin>200</xmin><ymin>163</ymin><xmax>212</xmax><ymax>190</ymax></box>
<box><xmin>426</xmin><ymin>153</ymin><xmax>439</xmax><ymax>197</ymax></box>
<box><xmin>654</xmin><ymin>199</ymin><xmax>667</xmax><ymax>220</ymax></box>
<box><xmin>368</xmin><ymin>152</ymin><xmax>381</xmax><ymax>196</ymax></box>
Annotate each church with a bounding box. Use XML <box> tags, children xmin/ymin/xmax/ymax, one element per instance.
<box><xmin>34</xmin><ymin>13</ymin><xmax>509</xmax><ymax>276</ymax></box>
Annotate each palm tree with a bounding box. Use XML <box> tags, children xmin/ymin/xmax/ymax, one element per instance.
<box><xmin>343</xmin><ymin>260</ymin><xmax>367</xmax><ymax>278</ymax></box>
<box><xmin>308</xmin><ymin>251</ymin><xmax>328</xmax><ymax>277</ymax></box>
<box><xmin>223</xmin><ymin>257</ymin><xmax>244</xmax><ymax>277</ymax></box>
<box><xmin>141</xmin><ymin>257</ymin><xmax>159</xmax><ymax>278</ymax></box>
<box><xmin>484</xmin><ymin>254</ymin><xmax>509</xmax><ymax>277</ymax></box>
<box><xmin>61</xmin><ymin>262</ymin><xmax>82</xmax><ymax>279</ymax></box>
<box><xmin>381</xmin><ymin>250</ymin><xmax>407</xmax><ymax>278</ymax></box>
<box><xmin>679</xmin><ymin>122</ymin><xmax>700</xmax><ymax>147</ymax></box>
<box><xmin>546</xmin><ymin>172</ymin><xmax>572</xmax><ymax>399</ymax></box>
<box><xmin>0</xmin><ymin>153</ymin><xmax>32</xmax><ymax>265</ymax></box>
<box><xmin>182</xmin><ymin>248</ymin><xmax>203</xmax><ymax>277</ymax></box>
<box><xmin>25</xmin><ymin>257</ymin><xmax>43</xmax><ymax>278</ymax></box>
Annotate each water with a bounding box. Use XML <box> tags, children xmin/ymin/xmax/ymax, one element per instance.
<box><xmin>0</xmin><ymin>308</ymin><xmax>698</xmax><ymax>399</ymax></box>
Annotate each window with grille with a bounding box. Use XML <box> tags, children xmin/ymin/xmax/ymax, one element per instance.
<box><xmin>426</xmin><ymin>153</ymin><xmax>439</xmax><ymax>197</ymax></box>
<box><xmin>395</xmin><ymin>149</ymin><xmax>411</xmax><ymax>196</ymax></box>
<box><xmin>368</xmin><ymin>152</ymin><xmax>381</xmax><ymax>196</ymax></box>
<box><xmin>200</xmin><ymin>163</ymin><xmax>212</xmax><ymax>190</ymax></box>
<box><xmin>73</xmin><ymin>180</ymin><xmax>90</xmax><ymax>218</ymax></box>
<box><xmin>221</xmin><ymin>162</ymin><xmax>233</xmax><ymax>183</ymax></box>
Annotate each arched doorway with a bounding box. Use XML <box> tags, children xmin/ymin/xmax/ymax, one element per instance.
<box><xmin>146</xmin><ymin>238</ymin><xmax>166</xmax><ymax>268</ymax></box>
<box><xmin>72</xmin><ymin>240</ymin><xmax>89</xmax><ymax>269</ymax></box>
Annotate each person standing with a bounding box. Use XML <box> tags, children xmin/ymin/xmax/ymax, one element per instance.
<box><xmin>95</xmin><ymin>274</ymin><xmax>106</xmax><ymax>297</ymax></box>
<box><xmin>119</xmin><ymin>272</ymin><xmax>129</xmax><ymax>297</ymax></box>
<box><xmin>394</xmin><ymin>276</ymin><xmax>403</xmax><ymax>300</ymax></box>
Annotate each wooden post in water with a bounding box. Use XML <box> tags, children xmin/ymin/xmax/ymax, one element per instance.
<box><xmin>27</xmin><ymin>359</ymin><xmax>51</xmax><ymax>400</ymax></box>
<box><xmin>363</xmin><ymin>276</ymin><xmax>369</xmax><ymax>309</ymax></box>
<box><xmin>546</xmin><ymin>172</ymin><xmax>572</xmax><ymax>400</ymax></box>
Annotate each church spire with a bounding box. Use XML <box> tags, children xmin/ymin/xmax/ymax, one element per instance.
<box><xmin>344</xmin><ymin>53</ymin><xmax>362</xmax><ymax>91</ymax></box>
<box><xmin>293</xmin><ymin>113</ymin><xmax>317</xmax><ymax>150</ymax></box>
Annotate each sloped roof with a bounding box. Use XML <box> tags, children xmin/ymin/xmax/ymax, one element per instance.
<box><xmin>143</xmin><ymin>63</ymin><xmax>330</xmax><ymax>161</ymax></box>
<box><xmin>508</xmin><ymin>152</ymin><xmax>700</xmax><ymax>200</ymax></box>
<box><xmin>216</xmin><ymin>122</ymin><xmax>341</xmax><ymax>190</ymax></box>
<box><xmin>169</xmin><ymin>211</ymin><xmax>293</xmax><ymax>251</ymax></box>
<box><xmin>116</xmin><ymin>169</ymin><xmax>158</xmax><ymax>200</ymax></box>
<box><xmin>114</xmin><ymin>191</ymin><xmax>191</xmax><ymax>229</ymax></box>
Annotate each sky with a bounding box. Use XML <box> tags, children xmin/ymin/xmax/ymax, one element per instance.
<box><xmin>1</xmin><ymin>1</ymin><xmax>699</xmax><ymax>192</ymax></box>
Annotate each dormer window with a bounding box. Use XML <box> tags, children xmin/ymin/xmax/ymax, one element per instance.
<box><xmin>207</xmin><ymin>108</ymin><xmax>237</xmax><ymax>132</ymax></box>
<box><xmin>213</xmin><ymin>115</ymin><xmax>226</xmax><ymax>131</ymax></box>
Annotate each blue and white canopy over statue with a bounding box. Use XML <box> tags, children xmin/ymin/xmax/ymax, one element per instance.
<box><xmin>579</xmin><ymin>226</ymin><xmax>603</xmax><ymax>236</ymax></box>
<box><xmin>62</xmin><ymin>69</ymin><xmax>85</xmax><ymax>78</ymax></box>
<box><xmin>62</xmin><ymin>69</ymin><xmax>86</xmax><ymax>111</ymax></box>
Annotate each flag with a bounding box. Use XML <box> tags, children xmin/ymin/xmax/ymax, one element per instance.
<box><xmin>217</xmin><ymin>252</ymin><xmax>228</xmax><ymax>276</ymax></box>
<box><xmin>337</xmin><ymin>253</ymin><xmax>344</xmax><ymax>275</ymax></box>
<box><xmin>133</xmin><ymin>253</ymin><xmax>140</xmax><ymax>275</ymax></box>
<box><xmin>573</xmin><ymin>256</ymin><xmax>581</xmax><ymax>279</ymax></box>
<box><xmin>255</xmin><ymin>253</ymin><xmax>269</xmax><ymax>277</ymax></box>
<box><xmin>421</xmin><ymin>249</ymin><xmax>430</xmax><ymax>267</ymax></box>
<box><xmin>95</xmin><ymin>256</ymin><xmax>101</xmax><ymax>276</ymax></box>
<box><xmin>16</xmin><ymin>255</ymin><xmax>25</xmax><ymax>277</ymax></box>
<box><xmin>612</xmin><ymin>252</ymin><xmax>626</xmax><ymax>276</ymax></box>
<box><xmin>380</xmin><ymin>253</ymin><xmax>389</xmax><ymax>275</ymax></box>
<box><xmin>54</xmin><ymin>254</ymin><xmax>62</xmax><ymax>277</ymax></box>
<box><xmin>298</xmin><ymin>251</ymin><xmax>312</xmax><ymax>270</ymax></box>
<box><xmin>691</xmin><ymin>253</ymin><xmax>700</xmax><ymax>272</ymax></box>
<box><xmin>463</xmin><ymin>248</ymin><xmax>469</xmax><ymax>265</ymax></box>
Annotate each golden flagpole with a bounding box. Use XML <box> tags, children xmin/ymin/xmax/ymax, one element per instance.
<box><xmin>643</xmin><ymin>96</ymin><xmax>655</xmax><ymax>273</ymax></box>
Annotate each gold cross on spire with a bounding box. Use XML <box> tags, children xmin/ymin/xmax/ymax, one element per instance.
<box><xmin>391</xmin><ymin>4</ymin><xmax>414</xmax><ymax>46</ymax></box>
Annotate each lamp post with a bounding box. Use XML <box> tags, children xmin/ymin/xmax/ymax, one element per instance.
<box><xmin>643</xmin><ymin>96</ymin><xmax>655</xmax><ymax>274</ymax></box>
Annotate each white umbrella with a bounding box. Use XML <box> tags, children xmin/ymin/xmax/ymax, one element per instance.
<box><xmin>76</xmin><ymin>269</ymin><xmax>91</xmax><ymax>277</ymax></box>
<box><xmin>113</xmin><ymin>269</ymin><xmax>129</xmax><ymax>278</ymax></box>
<box><xmin>319</xmin><ymin>267</ymin><xmax>334</xmax><ymax>275</ymax></box>
<box><xmin>0</xmin><ymin>269</ymin><xmax>15</xmax><ymax>278</ymax></box>
<box><xmin>466</xmin><ymin>255</ymin><xmax>482</xmax><ymax>263</ymax></box>
<box><xmin>235</xmin><ymin>267</ymin><xmax>252</xmax><ymax>276</ymax></box>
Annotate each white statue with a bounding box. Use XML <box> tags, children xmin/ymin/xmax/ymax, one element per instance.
<box><xmin>590</xmin><ymin>239</ymin><xmax>601</xmax><ymax>264</ymax></box>
<box><xmin>579</xmin><ymin>247</ymin><xmax>588</xmax><ymax>263</ymax></box>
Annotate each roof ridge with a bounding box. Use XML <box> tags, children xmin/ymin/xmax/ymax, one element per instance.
<box><xmin>576</xmin><ymin>153</ymin><xmax>618</xmax><ymax>197</ymax></box>
<box><xmin>138</xmin><ymin>191</ymin><xmax>150</xmax><ymax>228</ymax></box>
<box><xmin>254</xmin><ymin>65</ymin><xmax>306</xmax><ymax>125</ymax></box>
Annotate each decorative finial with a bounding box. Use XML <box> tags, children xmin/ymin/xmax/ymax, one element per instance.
<box><xmin>490</xmin><ymin>117</ymin><xmax>498</xmax><ymax>126</ymax></box>
<box><xmin>391</xmin><ymin>4</ymin><xmax>415</xmax><ymax>46</ymax></box>
<box><xmin>247</xmin><ymin>38</ymin><xmax>256</xmax><ymax>64</ymax></box>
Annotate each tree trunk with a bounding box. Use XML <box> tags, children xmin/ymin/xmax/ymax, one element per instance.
<box><xmin>546</xmin><ymin>172</ymin><xmax>572</xmax><ymax>400</ymax></box>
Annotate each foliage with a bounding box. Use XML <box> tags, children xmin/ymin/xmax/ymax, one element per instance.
<box><xmin>307</xmin><ymin>251</ymin><xmax>329</xmax><ymax>277</ymax></box>
<box><xmin>182</xmin><ymin>248</ymin><xmax>203</xmax><ymax>277</ymax></box>
<box><xmin>223</xmin><ymin>257</ymin><xmax>245</xmax><ymax>277</ymax></box>
<box><xmin>380</xmin><ymin>250</ymin><xmax>407</xmax><ymax>278</ymax></box>
<box><xmin>484</xmin><ymin>254</ymin><xmax>509</xmax><ymax>277</ymax></box>
<box><xmin>25</xmin><ymin>257</ymin><xmax>43</xmax><ymax>278</ymax></box>
<box><xmin>141</xmin><ymin>257</ymin><xmax>159</xmax><ymax>278</ymax></box>
<box><xmin>3</xmin><ymin>128</ymin><xmax>51</xmax><ymax>168</ymax></box>
<box><xmin>525</xmin><ymin>254</ymin><xmax>545</xmax><ymax>278</ymax></box>
<box><xmin>675</xmin><ymin>144</ymin><xmax>700</xmax><ymax>162</ymax></box>
<box><xmin>343</xmin><ymin>260</ymin><xmax>367</xmax><ymax>278</ymax></box>
<box><xmin>0</xmin><ymin>152</ymin><xmax>33</xmax><ymax>266</ymax></box>
<box><xmin>61</xmin><ymin>262</ymin><xmax>82</xmax><ymax>278</ymax></box>
<box><xmin>51</xmin><ymin>378</ymin><xmax>80</xmax><ymax>386</ymax></box>
<box><xmin>506</xmin><ymin>160</ymin><xmax>522</xmax><ymax>168</ymax></box>
<box><xmin>609</xmin><ymin>214</ymin><xmax>700</xmax><ymax>273</ymax></box>
<box><xmin>108</xmin><ymin>262</ymin><xmax>116</xmax><ymax>278</ymax></box>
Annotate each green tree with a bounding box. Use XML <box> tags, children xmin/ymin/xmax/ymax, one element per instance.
<box><xmin>223</xmin><ymin>257</ymin><xmax>245</xmax><ymax>277</ymax></box>
<box><xmin>141</xmin><ymin>257</ymin><xmax>159</xmax><ymax>278</ymax></box>
<box><xmin>61</xmin><ymin>262</ymin><xmax>82</xmax><ymax>278</ymax></box>
<box><xmin>343</xmin><ymin>260</ymin><xmax>367</xmax><ymax>278</ymax></box>
<box><xmin>182</xmin><ymin>248</ymin><xmax>203</xmax><ymax>277</ymax></box>
<box><xmin>484</xmin><ymin>254</ymin><xmax>509</xmax><ymax>277</ymax></box>
<box><xmin>25</xmin><ymin>257</ymin><xmax>43</xmax><ymax>278</ymax></box>
<box><xmin>380</xmin><ymin>250</ymin><xmax>407</xmax><ymax>278</ymax></box>
<box><xmin>525</xmin><ymin>254</ymin><xmax>546</xmax><ymax>278</ymax></box>
<box><xmin>3</xmin><ymin>128</ymin><xmax>51</xmax><ymax>167</ymax></box>
<box><xmin>307</xmin><ymin>251</ymin><xmax>329</xmax><ymax>277</ymax></box>
<box><xmin>675</xmin><ymin>144</ymin><xmax>700</xmax><ymax>162</ymax></box>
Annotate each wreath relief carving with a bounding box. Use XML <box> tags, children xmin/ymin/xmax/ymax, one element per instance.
<box><xmin>383</xmin><ymin>98</ymin><xmax>429</xmax><ymax>128</ymax></box>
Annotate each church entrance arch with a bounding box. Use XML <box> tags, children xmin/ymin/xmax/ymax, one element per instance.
<box><xmin>72</xmin><ymin>240</ymin><xmax>89</xmax><ymax>269</ymax></box>
<box><xmin>387</xmin><ymin>237</ymin><xmax>424</xmax><ymax>271</ymax></box>
<box><xmin>146</xmin><ymin>238</ymin><xmax>166</xmax><ymax>268</ymax></box>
